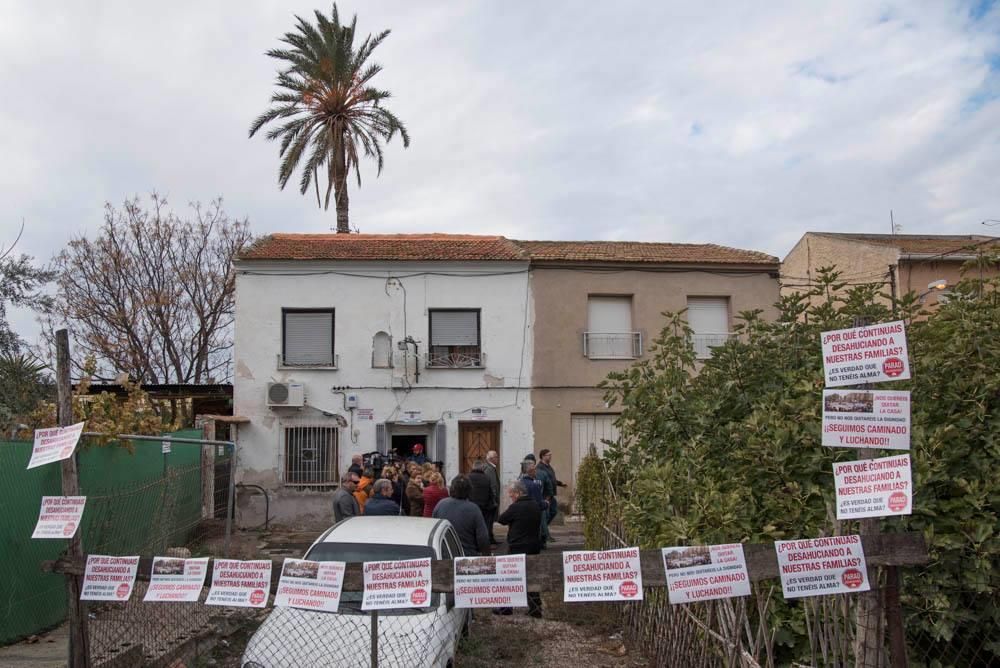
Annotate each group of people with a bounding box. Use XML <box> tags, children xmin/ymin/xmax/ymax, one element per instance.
<box><xmin>330</xmin><ymin>446</ymin><xmax>565</xmax><ymax>618</ymax></box>
<box><xmin>330</xmin><ymin>445</ymin><xmax>451</xmax><ymax>521</ymax></box>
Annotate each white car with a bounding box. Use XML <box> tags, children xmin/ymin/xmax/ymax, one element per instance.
<box><xmin>241</xmin><ymin>516</ymin><xmax>470</xmax><ymax>668</ymax></box>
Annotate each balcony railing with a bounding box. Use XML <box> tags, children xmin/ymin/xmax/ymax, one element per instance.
<box><xmin>691</xmin><ymin>332</ymin><xmax>732</xmax><ymax>359</ymax></box>
<box><xmin>583</xmin><ymin>332</ymin><xmax>642</xmax><ymax>359</ymax></box>
<box><xmin>425</xmin><ymin>350</ymin><xmax>486</xmax><ymax>369</ymax></box>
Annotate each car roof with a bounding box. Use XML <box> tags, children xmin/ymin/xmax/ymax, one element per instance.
<box><xmin>319</xmin><ymin>516</ymin><xmax>447</xmax><ymax>547</ymax></box>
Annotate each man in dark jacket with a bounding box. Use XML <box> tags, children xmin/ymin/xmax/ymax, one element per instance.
<box><xmin>332</xmin><ymin>472</ymin><xmax>361</xmax><ymax>522</ymax></box>
<box><xmin>484</xmin><ymin>450</ymin><xmax>501</xmax><ymax>544</ymax></box>
<box><xmin>467</xmin><ymin>460</ymin><xmax>494</xmax><ymax>524</ymax></box>
<box><xmin>363</xmin><ymin>479</ymin><xmax>400</xmax><ymax>516</ymax></box>
<box><xmin>496</xmin><ymin>480</ymin><xmax>542</xmax><ymax>617</ymax></box>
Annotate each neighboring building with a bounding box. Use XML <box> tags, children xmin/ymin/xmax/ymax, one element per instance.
<box><xmin>521</xmin><ymin>241</ymin><xmax>780</xmax><ymax>507</ymax></box>
<box><xmin>782</xmin><ymin>233</ymin><xmax>1000</xmax><ymax>308</ymax></box>
<box><xmin>232</xmin><ymin>234</ymin><xmax>533</xmax><ymax>525</ymax></box>
<box><xmin>232</xmin><ymin>233</ymin><xmax>780</xmax><ymax>524</ymax></box>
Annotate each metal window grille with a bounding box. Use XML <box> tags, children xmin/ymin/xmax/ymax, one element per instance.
<box><xmin>283</xmin><ymin>425</ymin><xmax>338</xmax><ymax>486</ymax></box>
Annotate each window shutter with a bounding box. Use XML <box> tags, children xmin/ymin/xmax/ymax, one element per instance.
<box><xmin>587</xmin><ymin>297</ymin><xmax>632</xmax><ymax>332</ymax></box>
<box><xmin>430</xmin><ymin>311</ymin><xmax>478</xmax><ymax>346</ymax></box>
<box><xmin>284</xmin><ymin>312</ymin><xmax>334</xmax><ymax>365</ymax></box>
<box><xmin>433</xmin><ymin>421</ymin><xmax>447</xmax><ymax>467</ymax></box>
<box><xmin>376</xmin><ymin>423</ymin><xmax>387</xmax><ymax>455</ymax></box>
<box><xmin>686</xmin><ymin>298</ymin><xmax>729</xmax><ymax>334</ymax></box>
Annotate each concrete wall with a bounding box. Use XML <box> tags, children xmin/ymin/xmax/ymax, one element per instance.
<box><xmin>232</xmin><ymin>260</ymin><xmax>533</xmax><ymax>526</ymax></box>
<box><xmin>781</xmin><ymin>234</ymin><xmax>899</xmax><ymax>306</ymax></box>
<box><xmin>529</xmin><ymin>264</ymin><xmax>780</xmax><ymax>504</ymax></box>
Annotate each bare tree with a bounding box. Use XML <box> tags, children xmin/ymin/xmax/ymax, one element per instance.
<box><xmin>50</xmin><ymin>194</ymin><xmax>252</xmax><ymax>383</ymax></box>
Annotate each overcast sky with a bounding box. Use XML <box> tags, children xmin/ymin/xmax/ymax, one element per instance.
<box><xmin>2</xmin><ymin>1</ymin><xmax>999</xmax><ymax>338</ymax></box>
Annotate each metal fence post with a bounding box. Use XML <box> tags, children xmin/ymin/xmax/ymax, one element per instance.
<box><xmin>370</xmin><ymin>610</ymin><xmax>379</xmax><ymax>668</ymax></box>
<box><xmin>224</xmin><ymin>440</ymin><xmax>236</xmax><ymax>558</ymax></box>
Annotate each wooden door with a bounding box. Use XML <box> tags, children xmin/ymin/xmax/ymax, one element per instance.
<box><xmin>458</xmin><ymin>422</ymin><xmax>500</xmax><ymax>474</ymax></box>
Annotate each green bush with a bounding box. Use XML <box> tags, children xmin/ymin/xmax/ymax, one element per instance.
<box><xmin>580</xmin><ymin>265</ymin><xmax>1000</xmax><ymax>663</ymax></box>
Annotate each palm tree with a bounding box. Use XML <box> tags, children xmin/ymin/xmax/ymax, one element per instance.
<box><xmin>250</xmin><ymin>5</ymin><xmax>410</xmax><ymax>233</ymax></box>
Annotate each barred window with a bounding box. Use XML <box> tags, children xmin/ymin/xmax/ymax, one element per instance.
<box><xmin>284</xmin><ymin>425</ymin><xmax>338</xmax><ymax>486</ymax></box>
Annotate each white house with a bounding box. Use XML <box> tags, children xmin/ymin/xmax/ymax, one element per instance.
<box><xmin>232</xmin><ymin>233</ymin><xmax>533</xmax><ymax>525</ymax></box>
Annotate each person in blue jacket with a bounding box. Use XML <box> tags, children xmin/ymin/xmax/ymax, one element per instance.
<box><xmin>363</xmin><ymin>479</ymin><xmax>401</xmax><ymax>516</ymax></box>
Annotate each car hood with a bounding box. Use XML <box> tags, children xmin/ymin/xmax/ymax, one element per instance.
<box><xmin>241</xmin><ymin>605</ymin><xmax>464</xmax><ymax>668</ymax></box>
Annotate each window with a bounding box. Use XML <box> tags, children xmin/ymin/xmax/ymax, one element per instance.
<box><xmin>428</xmin><ymin>309</ymin><xmax>482</xmax><ymax>367</ymax></box>
<box><xmin>585</xmin><ymin>296</ymin><xmax>640</xmax><ymax>358</ymax></box>
<box><xmin>372</xmin><ymin>331</ymin><xmax>392</xmax><ymax>368</ymax></box>
<box><xmin>284</xmin><ymin>425</ymin><xmax>338</xmax><ymax>486</ymax></box>
<box><xmin>282</xmin><ymin>309</ymin><xmax>335</xmax><ymax>366</ymax></box>
<box><xmin>687</xmin><ymin>297</ymin><xmax>730</xmax><ymax>359</ymax></box>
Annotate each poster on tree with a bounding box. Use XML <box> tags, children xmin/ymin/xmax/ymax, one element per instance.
<box><xmin>821</xmin><ymin>321</ymin><xmax>910</xmax><ymax>388</ymax></box>
<box><xmin>822</xmin><ymin>389</ymin><xmax>910</xmax><ymax>449</ymax></box>
<box><xmin>834</xmin><ymin>454</ymin><xmax>912</xmax><ymax>519</ymax></box>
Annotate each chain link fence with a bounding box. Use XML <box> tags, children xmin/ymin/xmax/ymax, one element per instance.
<box><xmin>0</xmin><ymin>429</ymin><xmax>236</xmax><ymax>666</ymax></box>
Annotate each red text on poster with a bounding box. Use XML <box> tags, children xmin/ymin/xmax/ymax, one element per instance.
<box><xmin>31</xmin><ymin>496</ymin><xmax>86</xmax><ymax>539</ymax></box>
<box><xmin>821</xmin><ymin>321</ymin><xmax>910</xmax><ymax>388</ymax></box>
<box><xmin>81</xmin><ymin>555</ymin><xmax>139</xmax><ymax>601</ymax></box>
<box><xmin>775</xmin><ymin>535</ymin><xmax>870</xmax><ymax>599</ymax></box>
<box><xmin>275</xmin><ymin>559</ymin><xmax>346</xmax><ymax>613</ymax></box>
<box><xmin>563</xmin><ymin>547</ymin><xmax>643</xmax><ymax>602</ymax></box>
<box><xmin>361</xmin><ymin>558</ymin><xmax>433</xmax><ymax>611</ymax></box>
<box><xmin>662</xmin><ymin>544</ymin><xmax>751</xmax><ymax>605</ymax></box>
<box><xmin>144</xmin><ymin>557</ymin><xmax>210</xmax><ymax>603</ymax></box>
<box><xmin>205</xmin><ymin>559</ymin><xmax>272</xmax><ymax>608</ymax></box>
<box><xmin>454</xmin><ymin>554</ymin><xmax>527</xmax><ymax>609</ymax></box>
<box><xmin>27</xmin><ymin>422</ymin><xmax>85</xmax><ymax>469</ymax></box>
<box><xmin>834</xmin><ymin>454</ymin><xmax>912</xmax><ymax>520</ymax></box>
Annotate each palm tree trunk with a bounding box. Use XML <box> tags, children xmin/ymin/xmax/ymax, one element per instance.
<box><xmin>334</xmin><ymin>139</ymin><xmax>350</xmax><ymax>234</ymax></box>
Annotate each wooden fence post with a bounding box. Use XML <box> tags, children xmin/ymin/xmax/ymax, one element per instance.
<box><xmin>199</xmin><ymin>417</ymin><xmax>216</xmax><ymax>519</ymax></box>
<box><xmin>57</xmin><ymin>329</ymin><xmax>90</xmax><ymax>668</ymax></box>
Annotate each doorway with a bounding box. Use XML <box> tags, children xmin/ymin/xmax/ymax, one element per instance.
<box><xmin>391</xmin><ymin>434</ymin><xmax>429</xmax><ymax>461</ymax></box>
<box><xmin>458</xmin><ymin>422</ymin><xmax>500</xmax><ymax>474</ymax></box>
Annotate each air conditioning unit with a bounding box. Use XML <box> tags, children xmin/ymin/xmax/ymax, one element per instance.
<box><xmin>267</xmin><ymin>382</ymin><xmax>305</xmax><ymax>408</ymax></box>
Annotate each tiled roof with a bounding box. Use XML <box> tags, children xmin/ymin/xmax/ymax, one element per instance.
<box><xmin>514</xmin><ymin>240</ymin><xmax>779</xmax><ymax>265</ymax></box>
<box><xmin>239</xmin><ymin>233</ymin><xmax>779</xmax><ymax>266</ymax></box>
<box><xmin>239</xmin><ymin>234</ymin><xmax>528</xmax><ymax>261</ymax></box>
<box><xmin>814</xmin><ymin>233</ymin><xmax>1000</xmax><ymax>256</ymax></box>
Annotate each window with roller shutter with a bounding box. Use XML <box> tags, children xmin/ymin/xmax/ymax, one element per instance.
<box><xmin>686</xmin><ymin>297</ymin><xmax>731</xmax><ymax>359</ymax></box>
<box><xmin>282</xmin><ymin>309</ymin><xmax>335</xmax><ymax>366</ymax></box>
<box><xmin>427</xmin><ymin>309</ymin><xmax>482</xmax><ymax>368</ymax></box>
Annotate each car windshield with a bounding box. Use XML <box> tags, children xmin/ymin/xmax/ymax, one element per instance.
<box><xmin>305</xmin><ymin>542</ymin><xmax>439</xmax><ymax>615</ymax></box>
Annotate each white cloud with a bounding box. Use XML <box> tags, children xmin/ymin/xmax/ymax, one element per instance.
<box><xmin>2</xmin><ymin>0</ymin><xmax>1000</xmax><ymax>340</ymax></box>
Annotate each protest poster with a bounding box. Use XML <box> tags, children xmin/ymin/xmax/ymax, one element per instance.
<box><xmin>80</xmin><ymin>555</ymin><xmax>140</xmax><ymax>601</ymax></box>
<box><xmin>834</xmin><ymin>454</ymin><xmax>912</xmax><ymax>520</ymax></box>
<box><xmin>31</xmin><ymin>496</ymin><xmax>86</xmax><ymax>539</ymax></box>
<box><xmin>143</xmin><ymin>557</ymin><xmax>210</xmax><ymax>602</ymax></box>
<box><xmin>775</xmin><ymin>535</ymin><xmax>870</xmax><ymax>599</ymax></box>
<box><xmin>454</xmin><ymin>554</ymin><xmax>527</xmax><ymax>609</ymax></box>
<box><xmin>821</xmin><ymin>321</ymin><xmax>910</xmax><ymax>388</ymax></box>
<box><xmin>205</xmin><ymin>559</ymin><xmax>273</xmax><ymax>608</ymax></box>
<box><xmin>27</xmin><ymin>422</ymin><xmax>85</xmax><ymax>469</ymax></box>
<box><xmin>361</xmin><ymin>558</ymin><xmax>433</xmax><ymax>610</ymax></box>
<box><xmin>274</xmin><ymin>559</ymin><xmax>346</xmax><ymax>613</ymax></box>
<box><xmin>822</xmin><ymin>389</ymin><xmax>910</xmax><ymax>449</ymax></box>
<box><xmin>562</xmin><ymin>547</ymin><xmax>643</xmax><ymax>602</ymax></box>
<box><xmin>662</xmin><ymin>544</ymin><xmax>751</xmax><ymax>605</ymax></box>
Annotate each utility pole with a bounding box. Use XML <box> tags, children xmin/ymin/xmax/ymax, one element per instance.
<box><xmin>57</xmin><ymin>329</ymin><xmax>89</xmax><ymax>668</ymax></box>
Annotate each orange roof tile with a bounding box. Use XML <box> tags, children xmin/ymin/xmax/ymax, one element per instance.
<box><xmin>514</xmin><ymin>240</ymin><xmax>778</xmax><ymax>265</ymax></box>
<box><xmin>239</xmin><ymin>233</ymin><xmax>527</xmax><ymax>261</ymax></box>
<box><xmin>814</xmin><ymin>233</ymin><xmax>1000</xmax><ymax>256</ymax></box>
<box><xmin>238</xmin><ymin>233</ymin><xmax>778</xmax><ymax>266</ymax></box>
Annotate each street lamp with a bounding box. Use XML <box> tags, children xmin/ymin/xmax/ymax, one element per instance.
<box><xmin>918</xmin><ymin>279</ymin><xmax>948</xmax><ymax>303</ymax></box>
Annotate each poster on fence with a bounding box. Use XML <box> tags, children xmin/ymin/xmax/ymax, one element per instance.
<box><xmin>562</xmin><ymin>547</ymin><xmax>643</xmax><ymax>603</ymax></box>
<box><xmin>31</xmin><ymin>496</ymin><xmax>86</xmax><ymax>539</ymax></box>
<box><xmin>834</xmin><ymin>454</ymin><xmax>912</xmax><ymax>520</ymax></box>
<box><xmin>80</xmin><ymin>555</ymin><xmax>140</xmax><ymax>601</ymax></box>
<box><xmin>143</xmin><ymin>557</ymin><xmax>210</xmax><ymax>602</ymax></box>
<box><xmin>454</xmin><ymin>554</ymin><xmax>527</xmax><ymax>609</ymax></box>
<box><xmin>775</xmin><ymin>535</ymin><xmax>870</xmax><ymax>599</ymax></box>
<box><xmin>662</xmin><ymin>544</ymin><xmax>752</xmax><ymax>605</ymax></box>
<box><xmin>205</xmin><ymin>559</ymin><xmax>273</xmax><ymax>608</ymax></box>
<box><xmin>361</xmin><ymin>558</ymin><xmax>433</xmax><ymax>611</ymax></box>
<box><xmin>27</xmin><ymin>422</ymin><xmax>85</xmax><ymax>469</ymax></box>
<box><xmin>822</xmin><ymin>389</ymin><xmax>910</xmax><ymax>449</ymax></box>
<box><xmin>821</xmin><ymin>321</ymin><xmax>910</xmax><ymax>388</ymax></box>
<box><xmin>274</xmin><ymin>558</ymin><xmax>346</xmax><ymax>613</ymax></box>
